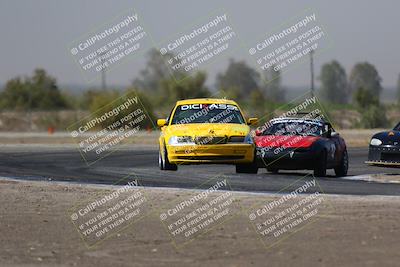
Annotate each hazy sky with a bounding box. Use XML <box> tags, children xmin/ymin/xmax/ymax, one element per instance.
<box><xmin>0</xmin><ymin>0</ymin><xmax>399</xmax><ymax>89</ymax></box>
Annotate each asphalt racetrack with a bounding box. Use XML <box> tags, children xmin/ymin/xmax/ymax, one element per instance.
<box><xmin>0</xmin><ymin>146</ymin><xmax>399</xmax><ymax>196</ymax></box>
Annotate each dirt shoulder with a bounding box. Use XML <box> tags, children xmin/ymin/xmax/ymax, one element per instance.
<box><xmin>340</xmin><ymin>129</ymin><xmax>383</xmax><ymax>147</ymax></box>
<box><xmin>0</xmin><ymin>178</ymin><xmax>399</xmax><ymax>267</ymax></box>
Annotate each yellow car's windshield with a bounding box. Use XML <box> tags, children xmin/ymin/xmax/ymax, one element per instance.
<box><xmin>171</xmin><ymin>103</ymin><xmax>245</xmax><ymax>125</ymax></box>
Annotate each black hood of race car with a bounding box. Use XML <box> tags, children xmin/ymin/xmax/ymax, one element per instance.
<box><xmin>372</xmin><ymin>130</ymin><xmax>400</xmax><ymax>146</ymax></box>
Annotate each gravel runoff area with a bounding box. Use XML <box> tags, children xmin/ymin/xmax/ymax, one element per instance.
<box><xmin>0</xmin><ymin>178</ymin><xmax>399</xmax><ymax>267</ymax></box>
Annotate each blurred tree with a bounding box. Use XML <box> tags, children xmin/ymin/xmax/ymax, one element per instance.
<box><xmin>125</xmin><ymin>88</ymin><xmax>156</xmax><ymax>127</ymax></box>
<box><xmin>88</xmin><ymin>90</ymin><xmax>120</xmax><ymax>114</ymax></box>
<box><xmin>160</xmin><ymin>71</ymin><xmax>210</xmax><ymax>106</ymax></box>
<box><xmin>219</xmin><ymin>86</ymin><xmax>241</xmax><ymax>101</ymax></box>
<box><xmin>0</xmin><ymin>69</ymin><xmax>68</xmax><ymax>110</ymax></box>
<box><xmin>216</xmin><ymin>59</ymin><xmax>260</xmax><ymax>99</ymax></box>
<box><xmin>88</xmin><ymin>89</ymin><xmax>156</xmax><ymax>130</ymax></box>
<box><xmin>261</xmin><ymin>67</ymin><xmax>285</xmax><ymax>102</ymax></box>
<box><xmin>249</xmin><ymin>88</ymin><xmax>266</xmax><ymax>117</ymax></box>
<box><xmin>133</xmin><ymin>48</ymin><xmax>179</xmax><ymax>93</ymax></box>
<box><xmin>60</xmin><ymin>90</ymin><xmax>82</xmax><ymax>110</ymax></box>
<box><xmin>349</xmin><ymin>62</ymin><xmax>382</xmax><ymax>102</ymax></box>
<box><xmin>0</xmin><ymin>77</ymin><xmax>28</xmax><ymax>110</ymax></box>
<box><xmin>359</xmin><ymin>105</ymin><xmax>388</xmax><ymax>128</ymax></box>
<box><xmin>79</xmin><ymin>90</ymin><xmax>102</xmax><ymax>110</ymax></box>
<box><xmin>353</xmin><ymin>87</ymin><xmax>379</xmax><ymax>109</ymax></box>
<box><xmin>319</xmin><ymin>60</ymin><xmax>348</xmax><ymax>104</ymax></box>
<box><xmin>353</xmin><ymin>87</ymin><xmax>388</xmax><ymax>128</ymax></box>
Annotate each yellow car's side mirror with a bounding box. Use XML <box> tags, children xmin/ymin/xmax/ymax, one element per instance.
<box><xmin>157</xmin><ymin>119</ymin><xmax>167</xmax><ymax>127</ymax></box>
<box><xmin>247</xmin><ymin>118</ymin><xmax>258</xmax><ymax>126</ymax></box>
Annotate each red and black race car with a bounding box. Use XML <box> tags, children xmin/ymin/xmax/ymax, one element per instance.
<box><xmin>254</xmin><ymin>117</ymin><xmax>348</xmax><ymax>177</ymax></box>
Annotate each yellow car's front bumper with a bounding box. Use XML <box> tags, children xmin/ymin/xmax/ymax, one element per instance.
<box><xmin>166</xmin><ymin>144</ymin><xmax>255</xmax><ymax>164</ymax></box>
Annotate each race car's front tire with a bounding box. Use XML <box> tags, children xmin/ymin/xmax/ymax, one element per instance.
<box><xmin>334</xmin><ymin>149</ymin><xmax>348</xmax><ymax>177</ymax></box>
<box><xmin>236</xmin><ymin>159</ymin><xmax>258</xmax><ymax>174</ymax></box>
<box><xmin>158</xmin><ymin>151</ymin><xmax>164</xmax><ymax>170</ymax></box>
<box><xmin>160</xmin><ymin>146</ymin><xmax>177</xmax><ymax>171</ymax></box>
<box><xmin>314</xmin><ymin>150</ymin><xmax>327</xmax><ymax>177</ymax></box>
<box><xmin>236</xmin><ymin>164</ymin><xmax>258</xmax><ymax>174</ymax></box>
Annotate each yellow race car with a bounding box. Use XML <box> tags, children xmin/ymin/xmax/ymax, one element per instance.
<box><xmin>157</xmin><ymin>98</ymin><xmax>258</xmax><ymax>173</ymax></box>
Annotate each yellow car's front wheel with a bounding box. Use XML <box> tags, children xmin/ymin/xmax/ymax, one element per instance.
<box><xmin>235</xmin><ymin>151</ymin><xmax>258</xmax><ymax>174</ymax></box>
<box><xmin>235</xmin><ymin>162</ymin><xmax>258</xmax><ymax>174</ymax></box>
<box><xmin>159</xmin><ymin>146</ymin><xmax>177</xmax><ymax>171</ymax></box>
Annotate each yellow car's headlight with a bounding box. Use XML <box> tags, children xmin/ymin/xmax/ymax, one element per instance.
<box><xmin>168</xmin><ymin>136</ymin><xmax>195</xmax><ymax>146</ymax></box>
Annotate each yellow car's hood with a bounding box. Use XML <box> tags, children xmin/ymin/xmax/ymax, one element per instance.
<box><xmin>164</xmin><ymin>123</ymin><xmax>250</xmax><ymax>137</ymax></box>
